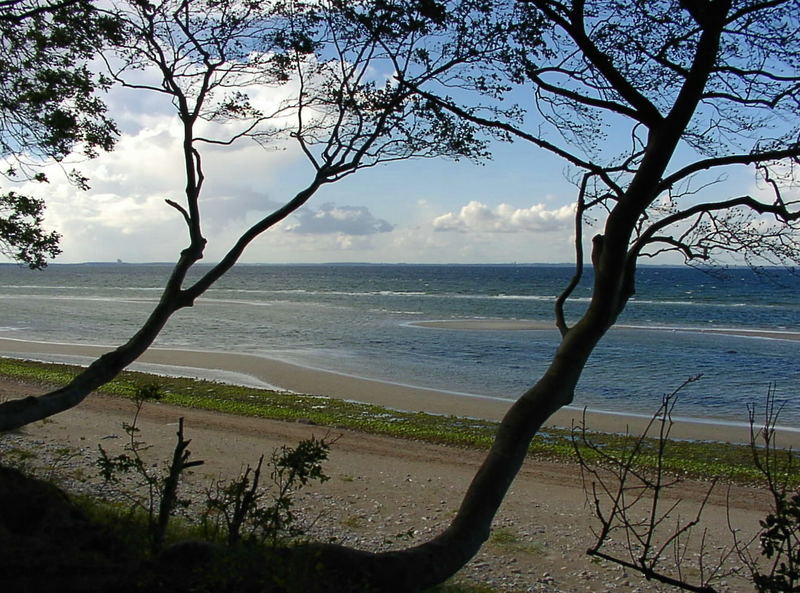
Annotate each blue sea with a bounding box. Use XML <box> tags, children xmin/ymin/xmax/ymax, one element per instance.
<box><xmin>0</xmin><ymin>263</ymin><xmax>798</xmax><ymax>426</ymax></box>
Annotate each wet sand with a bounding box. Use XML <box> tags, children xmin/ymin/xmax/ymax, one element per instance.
<box><xmin>1</xmin><ymin>336</ymin><xmax>797</xmax><ymax>447</ymax></box>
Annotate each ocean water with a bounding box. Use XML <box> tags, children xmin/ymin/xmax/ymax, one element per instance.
<box><xmin>0</xmin><ymin>263</ymin><xmax>798</xmax><ymax>425</ymax></box>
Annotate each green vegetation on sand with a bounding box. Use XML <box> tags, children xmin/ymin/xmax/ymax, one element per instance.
<box><xmin>1</xmin><ymin>357</ymin><xmax>797</xmax><ymax>487</ymax></box>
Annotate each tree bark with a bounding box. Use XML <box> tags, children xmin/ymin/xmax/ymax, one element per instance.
<box><xmin>292</xmin><ymin>313</ymin><xmax>609</xmax><ymax>593</ymax></box>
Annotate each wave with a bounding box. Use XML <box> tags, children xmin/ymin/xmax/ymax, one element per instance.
<box><xmin>198</xmin><ymin>288</ymin><xmax>433</xmax><ymax>300</ymax></box>
<box><xmin>217</xmin><ymin>288</ymin><xmax>310</xmax><ymax>295</ymax></box>
<box><xmin>408</xmin><ymin>319</ymin><xmax>799</xmax><ymax>339</ymax></box>
<box><xmin>0</xmin><ymin>294</ymin><xmax>156</xmax><ymax>305</ymax></box>
<box><xmin>489</xmin><ymin>294</ymin><xmax>557</xmax><ymax>301</ymax></box>
<box><xmin>2</xmin><ymin>284</ymin><xmax>794</xmax><ymax>311</ymax></box>
<box><xmin>216</xmin><ymin>288</ymin><xmax>558</xmax><ymax>301</ymax></box>
<box><xmin>616</xmin><ymin>324</ymin><xmax>800</xmax><ymax>340</ymax></box>
<box><xmin>216</xmin><ymin>286</ymin><xmax>792</xmax><ymax>307</ymax></box>
<box><xmin>211</xmin><ymin>289</ymin><xmax>791</xmax><ymax>309</ymax></box>
<box><xmin>196</xmin><ymin>297</ymin><xmax>274</xmax><ymax>308</ymax></box>
<box><xmin>4</xmin><ymin>290</ymin><xmax>794</xmax><ymax>327</ymax></box>
<box><xmin>628</xmin><ymin>298</ymin><xmax>778</xmax><ymax>308</ymax></box>
<box><xmin>2</xmin><ymin>284</ymin><xmax>164</xmax><ymax>291</ymax></box>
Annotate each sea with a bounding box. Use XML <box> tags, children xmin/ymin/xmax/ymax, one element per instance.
<box><xmin>0</xmin><ymin>263</ymin><xmax>798</xmax><ymax>427</ymax></box>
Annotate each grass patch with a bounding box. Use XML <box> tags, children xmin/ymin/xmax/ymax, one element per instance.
<box><xmin>489</xmin><ymin>526</ymin><xmax>520</xmax><ymax>547</ymax></box>
<box><xmin>341</xmin><ymin>515</ymin><xmax>365</xmax><ymax>530</ymax></box>
<box><xmin>1</xmin><ymin>357</ymin><xmax>797</xmax><ymax>488</ymax></box>
<box><xmin>2</xmin><ymin>446</ymin><xmax>38</xmax><ymax>466</ymax></box>
<box><xmin>488</xmin><ymin>527</ymin><xmax>544</xmax><ymax>556</ymax></box>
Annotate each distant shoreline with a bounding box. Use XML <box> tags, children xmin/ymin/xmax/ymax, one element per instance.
<box><xmin>1</xmin><ymin>336</ymin><xmax>798</xmax><ymax>447</ymax></box>
<box><xmin>1</xmin><ymin>260</ymin><xmax>786</xmax><ymax>268</ymax></box>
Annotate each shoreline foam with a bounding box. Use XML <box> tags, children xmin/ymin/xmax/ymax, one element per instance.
<box><xmin>1</xmin><ymin>336</ymin><xmax>797</xmax><ymax>447</ymax></box>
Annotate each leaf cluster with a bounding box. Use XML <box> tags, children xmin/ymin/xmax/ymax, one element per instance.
<box><xmin>754</xmin><ymin>491</ymin><xmax>800</xmax><ymax>593</ymax></box>
<box><xmin>0</xmin><ymin>0</ymin><xmax>122</xmax><ymax>169</ymax></box>
<box><xmin>0</xmin><ymin>1</ymin><xmax>124</xmax><ymax>267</ymax></box>
<box><xmin>0</xmin><ymin>190</ymin><xmax>60</xmax><ymax>268</ymax></box>
<box><xmin>755</xmin><ymin>489</ymin><xmax>800</xmax><ymax>593</ymax></box>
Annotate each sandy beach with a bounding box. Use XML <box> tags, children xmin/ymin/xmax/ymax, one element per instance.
<box><xmin>0</xmin><ymin>374</ymin><xmax>769</xmax><ymax>593</ymax></box>
<box><xmin>1</xmin><ymin>336</ymin><xmax>798</xmax><ymax>447</ymax></box>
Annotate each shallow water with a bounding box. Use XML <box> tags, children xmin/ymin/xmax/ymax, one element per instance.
<box><xmin>1</xmin><ymin>263</ymin><xmax>798</xmax><ymax>424</ymax></box>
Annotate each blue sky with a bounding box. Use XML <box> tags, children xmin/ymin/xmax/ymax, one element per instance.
<box><xmin>2</xmin><ymin>57</ymin><xmax>774</xmax><ymax>267</ymax></box>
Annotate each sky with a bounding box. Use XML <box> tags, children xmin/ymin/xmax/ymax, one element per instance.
<box><xmin>4</xmin><ymin>82</ymin><xmax>594</xmax><ymax>265</ymax></box>
<box><xmin>2</xmin><ymin>51</ymin><xmax>776</xmax><ymax>267</ymax></box>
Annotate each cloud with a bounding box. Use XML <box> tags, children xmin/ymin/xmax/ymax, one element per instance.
<box><xmin>433</xmin><ymin>200</ymin><xmax>575</xmax><ymax>233</ymax></box>
<box><xmin>0</xmin><ymin>79</ymin><xmax>317</xmax><ymax>263</ymax></box>
<box><xmin>284</xmin><ymin>203</ymin><xmax>394</xmax><ymax>235</ymax></box>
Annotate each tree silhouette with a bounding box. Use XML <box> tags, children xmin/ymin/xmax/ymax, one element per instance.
<box><xmin>0</xmin><ymin>0</ymin><xmax>495</xmax><ymax>428</ymax></box>
<box><xmin>1</xmin><ymin>1</ymin><xmax>798</xmax><ymax>592</ymax></box>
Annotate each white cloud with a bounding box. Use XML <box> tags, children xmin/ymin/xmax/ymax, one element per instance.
<box><xmin>0</xmin><ymin>119</ymin><xmax>310</xmax><ymax>264</ymax></box>
<box><xmin>237</xmin><ymin>226</ymin><xmax>378</xmax><ymax>259</ymax></box>
<box><xmin>284</xmin><ymin>202</ymin><xmax>394</xmax><ymax>236</ymax></box>
<box><xmin>433</xmin><ymin>200</ymin><xmax>576</xmax><ymax>233</ymax></box>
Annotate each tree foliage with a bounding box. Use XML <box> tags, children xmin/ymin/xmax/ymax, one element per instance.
<box><xmin>0</xmin><ymin>0</ymin><xmax>120</xmax><ymax>166</ymax></box>
<box><xmin>0</xmin><ymin>191</ymin><xmax>60</xmax><ymax>268</ymax></box>
<box><xmin>0</xmin><ymin>0</ymin><xmax>123</xmax><ymax>267</ymax></box>
<box><xmin>755</xmin><ymin>490</ymin><xmax>800</xmax><ymax>593</ymax></box>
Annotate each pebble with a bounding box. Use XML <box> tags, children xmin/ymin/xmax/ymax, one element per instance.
<box><xmin>0</xmin><ymin>428</ymin><xmax>755</xmax><ymax>593</ymax></box>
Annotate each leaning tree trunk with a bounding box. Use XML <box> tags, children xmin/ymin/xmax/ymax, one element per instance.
<box><xmin>294</xmin><ymin>311</ymin><xmax>611</xmax><ymax>593</ymax></box>
<box><xmin>287</xmin><ymin>208</ymin><xmax>644</xmax><ymax>592</ymax></box>
<box><xmin>0</xmin><ymin>179</ymin><xmax>326</xmax><ymax>432</ymax></box>
<box><xmin>0</xmin><ymin>251</ymin><xmax>199</xmax><ymax>431</ymax></box>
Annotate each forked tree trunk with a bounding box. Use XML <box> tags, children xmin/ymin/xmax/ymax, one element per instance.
<box><xmin>0</xmin><ymin>180</ymin><xmax>325</xmax><ymax>432</ymax></box>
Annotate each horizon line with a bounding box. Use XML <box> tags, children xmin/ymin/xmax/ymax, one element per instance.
<box><xmin>20</xmin><ymin>261</ymin><xmax>579</xmax><ymax>266</ymax></box>
<box><xmin>2</xmin><ymin>260</ymin><xmax>767</xmax><ymax>268</ymax></box>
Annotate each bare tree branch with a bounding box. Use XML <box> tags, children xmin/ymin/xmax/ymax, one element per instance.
<box><xmin>523</xmin><ymin>0</ymin><xmax>664</xmax><ymax>127</ymax></box>
<box><xmin>575</xmin><ymin>376</ymin><xmax>735</xmax><ymax>593</ymax></box>
<box><xmin>631</xmin><ymin>195</ymin><xmax>800</xmax><ymax>260</ymax></box>
<box><xmin>399</xmin><ymin>80</ymin><xmax>626</xmax><ymax>197</ymax></box>
<box><xmin>660</xmin><ymin>146</ymin><xmax>800</xmax><ymax>193</ymax></box>
<box><xmin>555</xmin><ymin>173</ymin><xmax>587</xmax><ymax>336</ymax></box>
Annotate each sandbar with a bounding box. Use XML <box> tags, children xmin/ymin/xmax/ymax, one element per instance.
<box><xmin>0</xmin><ymin>336</ymin><xmax>797</xmax><ymax>447</ymax></box>
<box><xmin>413</xmin><ymin>319</ymin><xmax>556</xmax><ymax>331</ymax></box>
<box><xmin>412</xmin><ymin>319</ymin><xmax>800</xmax><ymax>341</ymax></box>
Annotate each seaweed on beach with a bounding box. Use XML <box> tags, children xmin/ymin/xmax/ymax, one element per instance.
<box><xmin>1</xmin><ymin>357</ymin><xmax>797</xmax><ymax>487</ymax></box>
